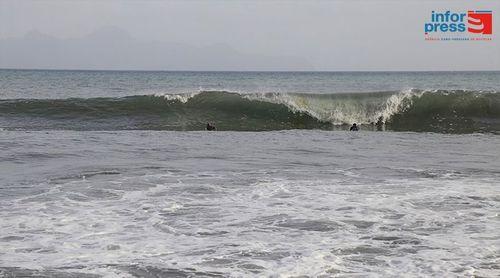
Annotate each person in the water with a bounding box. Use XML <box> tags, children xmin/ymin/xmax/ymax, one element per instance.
<box><xmin>206</xmin><ymin>123</ymin><xmax>216</xmax><ymax>131</ymax></box>
<box><xmin>349</xmin><ymin>123</ymin><xmax>359</xmax><ymax>131</ymax></box>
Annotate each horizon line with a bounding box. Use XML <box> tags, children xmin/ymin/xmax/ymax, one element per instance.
<box><xmin>1</xmin><ymin>68</ymin><xmax>499</xmax><ymax>73</ymax></box>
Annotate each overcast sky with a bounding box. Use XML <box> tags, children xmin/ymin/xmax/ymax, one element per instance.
<box><xmin>0</xmin><ymin>0</ymin><xmax>499</xmax><ymax>71</ymax></box>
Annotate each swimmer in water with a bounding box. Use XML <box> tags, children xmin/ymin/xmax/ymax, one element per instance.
<box><xmin>349</xmin><ymin>123</ymin><xmax>359</xmax><ymax>131</ymax></box>
<box><xmin>206</xmin><ymin>123</ymin><xmax>216</xmax><ymax>131</ymax></box>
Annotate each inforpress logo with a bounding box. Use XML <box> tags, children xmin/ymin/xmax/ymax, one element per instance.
<box><xmin>424</xmin><ymin>10</ymin><xmax>493</xmax><ymax>41</ymax></box>
<box><xmin>468</xmin><ymin>10</ymin><xmax>493</xmax><ymax>34</ymax></box>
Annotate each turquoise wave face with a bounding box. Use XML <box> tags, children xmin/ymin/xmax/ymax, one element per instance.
<box><xmin>1</xmin><ymin>90</ymin><xmax>499</xmax><ymax>133</ymax></box>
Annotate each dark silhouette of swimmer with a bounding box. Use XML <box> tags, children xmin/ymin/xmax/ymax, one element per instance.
<box><xmin>206</xmin><ymin>123</ymin><xmax>216</xmax><ymax>131</ymax></box>
<box><xmin>350</xmin><ymin>123</ymin><xmax>359</xmax><ymax>131</ymax></box>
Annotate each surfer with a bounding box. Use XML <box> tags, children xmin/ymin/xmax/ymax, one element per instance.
<box><xmin>349</xmin><ymin>123</ymin><xmax>359</xmax><ymax>131</ymax></box>
<box><xmin>206</xmin><ymin>123</ymin><xmax>216</xmax><ymax>131</ymax></box>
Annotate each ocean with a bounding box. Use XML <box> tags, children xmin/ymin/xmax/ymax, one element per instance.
<box><xmin>0</xmin><ymin>69</ymin><xmax>499</xmax><ymax>277</ymax></box>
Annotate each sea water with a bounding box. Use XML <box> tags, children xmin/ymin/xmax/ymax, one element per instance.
<box><xmin>0</xmin><ymin>70</ymin><xmax>499</xmax><ymax>277</ymax></box>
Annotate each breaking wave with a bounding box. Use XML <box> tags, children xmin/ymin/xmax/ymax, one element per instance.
<box><xmin>1</xmin><ymin>89</ymin><xmax>499</xmax><ymax>133</ymax></box>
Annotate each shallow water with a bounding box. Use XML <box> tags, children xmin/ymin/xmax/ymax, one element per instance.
<box><xmin>1</xmin><ymin>130</ymin><xmax>499</xmax><ymax>277</ymax></box>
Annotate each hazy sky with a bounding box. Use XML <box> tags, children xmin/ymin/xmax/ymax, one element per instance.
<box><xmin>0</xmin><ymin>0</ymin><xmax>499</xmax><ymax>71</ymax></box>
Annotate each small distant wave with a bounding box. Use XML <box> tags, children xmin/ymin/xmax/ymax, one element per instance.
<box><xmin>1</xmin><ymin>89</ymin><xmax>499</xmax><ymax>133</ymax></box>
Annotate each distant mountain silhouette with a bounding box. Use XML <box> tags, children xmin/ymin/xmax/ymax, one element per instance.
<box><xmin>0</xmin><ymin>27</ymin><xmax>313</xmax><ymax>71</ymax></box>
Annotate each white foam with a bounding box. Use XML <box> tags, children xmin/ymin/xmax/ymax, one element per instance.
<box><xmin>244</xmin><ymin>89</ymin><xmax>429</xmax><ymax>125</ymax></box>
<box><xmin>153</xmin><ymin>92</ymin><xmax>200</xmax><ymax>103</ymax></box>
<box><xmin>1</xmin><ymin>133</ymin><xmax>500</xmax><ymax>277</ymax></box>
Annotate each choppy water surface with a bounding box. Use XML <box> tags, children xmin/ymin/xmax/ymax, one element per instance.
<box><xmin>1</xmin><ymin>130</ymin><xmax>499</xmax><ymax>277</ymax></box>
<box><xmin>2</xmin><ymin>70</ymin><xmax>499</xmax><ymax>99</ymax></box>
<box><xmin>1</xmin><ymin>70</ymin><xmax>499</xmax><ymax>276</ymax></box>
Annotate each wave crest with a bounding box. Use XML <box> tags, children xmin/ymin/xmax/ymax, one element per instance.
<box><xmin>245</xmin><ymin>89</ymin><xmax>423</xmax><ymax>125</ymax></box>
